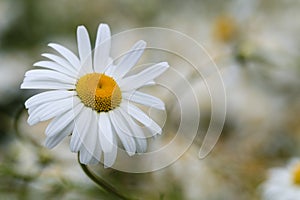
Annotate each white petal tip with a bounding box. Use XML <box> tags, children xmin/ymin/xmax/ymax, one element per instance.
<box><xmin>136</xmin><ymin>147</ymin><xmax>147</xmax><ymax>154</ymax></box>
<box><xmin>127</xmin><ymin>151</ymin><xmax>135</xmax><ymax>156</ymax></box>
<box><xmin>44</xmin><ymin>135</ymin><xmax>65</xmax><ymax>149</ymax></box>
<box><xmin>32</xmin><ymin>62</ymin><xmax>41</xmax><ymax>67</ymax></box>
<box><xmin>137</xmin><ymin>40</ymin><xmax>147</xmax><ymax>47</ymax></box>
<box><xmin>27</xmin><ymin>117</ymin><xmax>38</xmax><ymax>126</ymax></box>
<box><xmin>103</xmin><ymin>154</ymin><xmax>116</xmax><ymax>168</ymax></box>
<box><xmin>48</xmin><ymin>43</ymin><xmax>60</xmax><ymax>49</ymax></box>
<box><xmin>79</xmin><ymin>157</ymin><xmax>89</xmax><ymax>165</ymax></box>
<box><xmin>155</xmin><ymin>105</ymin><xmax>165</xmax><ymax>110</ymax></box>
<box><xmin>69</xmin><ymin>148</ymin><xmax>78</xmax><ymax>153</ymax></box>
<box><xmin>102</xmin><ymin>147</ymin><xmax>113</xmax><ymax>154</ymax></box>
<box><xmin>70</xmin><ymin>142</ymin><xmax>80</xmax><ymax>152</ymax></box>
<box><xmin>24</xmin><ymin>102</ymin><xmax>29</xmax><ymax>108</ymax></box>
<box><xmin>44</xmin><ymin>142</ymin><xmax>54</xmax><ymax>149</ymax></box>
<box><xmin>99</xmin><ymin>23</ymin><xmax>109</xmax><ymax>28</ymax></box>
<box><xmin>77</xmin><ymin>25</ymin><xmax>85</xmax><ymax>28</ymax></box>
<box><xmin>41</xmin><ymin>53</ymin><xmax>51</xmax><ymax>58</ymax></box>
<box><xmin>153</xmin><ymin>128</ymin><xmax>162</xmax><ymax>135</ymax></box>
<box><xmin>97</xmin><ymin>24</ymin><xmax>111</xmax><ymax>37</ymax></box>
<box><xmin>104</xmin><ymin>160</ymin><xmax>114</xmax><ymax>168</ymax></box>
<box><xmin>160</xmin><ymin>62</ymin><xmax>169</xmax><ymax>68</ymax></box>
<box><xmin>84</xmin><ymin>160</ymin><xmax>99</xmax><ymax>165</ymax></box>
<box><xmin>69</xmin><ymin>143</ymin><xmax>80</xmax><ymax>152</ymax></box>
<box><xmin>77</xmin><ymin>25</ymin><xmax>87</xmax><ymax>33</ymax></box>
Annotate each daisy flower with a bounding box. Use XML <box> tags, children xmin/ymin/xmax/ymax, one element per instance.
<box><xmin>261</xmin><ymin>158</ymin><xmax>300</xmax><ymax>200</ymax></box>
<box><xmin>21</xmin><ymin>23</ymin><xmax>169</xmax><ymax>166</ymax></box>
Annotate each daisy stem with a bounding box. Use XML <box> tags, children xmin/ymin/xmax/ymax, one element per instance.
<box><xmin>77</xmin><ymin>153</ymin><xmax>135</xmax><ymax>200</ymax></box>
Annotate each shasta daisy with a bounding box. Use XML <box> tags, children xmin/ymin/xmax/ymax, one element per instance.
<box><xmin>21</xmin><ymin>23</ymin><xmax>169</xmax><ymax>166</ymax></box>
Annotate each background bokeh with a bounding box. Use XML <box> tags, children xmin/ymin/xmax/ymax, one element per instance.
<box><xmin>1</xmin><ymin>0</ymin><xmax>300</xmax><ymax>199</ymax></box>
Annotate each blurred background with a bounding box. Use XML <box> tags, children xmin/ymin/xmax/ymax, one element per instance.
<box><xmin>1</xmin><ymin>0</ymin><xmax>300</xmax><ymax>199</ymax></box>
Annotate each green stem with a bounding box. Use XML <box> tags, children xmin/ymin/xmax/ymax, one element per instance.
<box><xmin>77</xmin><ymin>153</ymin><xmax>134</xmax><ymax>200</ymax></box>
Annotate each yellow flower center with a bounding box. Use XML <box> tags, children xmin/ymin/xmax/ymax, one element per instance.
<box><xmin>76</xmin><ymin>73</ymin><xmax>122</xmax><ymax>112</ymax></box>
<box><xmin>292</xmin><ymin>163</ymin><xmax>300</xmax><ymax>185</ymax></box>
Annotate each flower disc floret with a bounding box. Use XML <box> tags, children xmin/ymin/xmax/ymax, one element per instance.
<box><xmin>76</xmin><ymin>73</ymin><xmax>122</xmax><ymax>112</ymax></box>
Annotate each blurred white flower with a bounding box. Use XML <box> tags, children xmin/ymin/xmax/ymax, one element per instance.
<box><xmin>21</xmin><ymin>23</ymin><xmax>168</xmax><ymax>166</ymax></box>
<box><xmin>262</xmin><ymin>158</ymin><xmax>300</xmax><ymax>200</ymax></box>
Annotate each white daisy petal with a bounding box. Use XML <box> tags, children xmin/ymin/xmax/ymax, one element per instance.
<box><xmin>39</xmin><ymin>55</ymin><xmax>78</xmax><ymax>76</ymax></box>
<box><xmin>70</xmin><ymin>107</ymin><xmax>90</xmax><ymax>152</ymax></box>
<box><xmin>98</xmin><ymin>112</ymin><xmax>113</xmax><ymax>153</ymax></box>
<box><xmin>21</xmin><ymin>80</ymin><xmax>75</xmax><ymax>90</ymax></box>
<box><xmin>79</xmin><ymin>147</ymin><xmax>92</xmax><ymax>164</ymax></box>
<box><xmin>79</xmin><ymin>145</ymin><xmax>97</xmax><ymax>165</ymax></box>
<box><xmin>123</xmin><ymin>91</ymin><xmax>165</xmax><ymax>110</ymax></box>
<box><xmin>42</xmin><ymin>53</ymin><xmax>75</xmax><ymax>69</ymax></box>
<box><xmin>28</xmin><ymin>98</ymin><xmax>71</xmax><ymax>125</ymax></box>
<box><xmin>23</xmin><ymin>77</ymin><xmax>72</xmax><ymax>88</ymax></box>
<box><xmin>25</xmin><ymin>90</ymin><xmax>75</xmax><ymax>109</ymax></box>
<box><xmin>28</xmin><ymin>95</ymin><xmax>75</xmax><ymax>116</ymax></box>
<box><xmin>119</xmin><ymin>107</ymin><xmax>147</xmax><ymax>153</ymax></box>
<box><xmin>69</xmin><ymin>131</ymin><xmax>82</xmax><ymax>153</ymax></box>
<box><xmin>94</xmin><ymin>134</ymin><xmax>102</xmax><ymax>161</ymax></box>
<box><xmin>33</xmin><ymin>61</ymin><xmax>77</xmax><ymax>79</ymax></box>
<box><xmin>79</xmin><ymin>146</ymin><xmax>99</xmax><ymax>165</ymax></box>
<box><xmin>24</xmin><ymin>69</ymin><xmax>77</xmax><ymax>85</ymax></box>
<box><xmin>77</xmin><ymin>26</ymin><xmax>93</xmax><ymax>73</ymax></box>
<box><xmin>89</xmin><ymin>132</ymin><xmax>102</xmax><ymax>164</ymax></box>
<box><xmin>94</xmin><ymin>23</ymin><xmax>111</xmax><ymax>73</ymax></box>
<box><xmin>44</xmin><ymin>120</ymin><xmax>74</xmax><ymax>149</ymax></box>
<box><xmin>112</xmin><ymin>40</ymin><xmax>146</xmax><ymax>79</ymax></box>
<box><xmin>119</xmin><ymin>62</ymin><xmax>169</xmax><ymax>91</ymax></box>
<box><xmin>103</xmin><ymin>133</ymin><xmax>117</xmax><ymax>168</ymax></box>
<box><xmin>125</xmin><ymin>103</ymin><xmax>162</xmax><ymax>135</ymax></box>
<box><xmin>45</xmin><ymin>100</ymin><xmax>82</xmax><ymax>137</ymax></box>
<box><xmin>28</xmin><ymin>97</ymin><xmax>74</xmax><ymax>126</ymax></box>
<box><xmin>90</xmin><ymin>112</ymin><xmax>102</xmax><ymax>162</ymax></box>
<box><xmin>144</xmin><ymin>80</ymin><xmax>155</xmax><ymax>86</ymax></box>
<box><xmin>99</xmin><ymin>112</ymin><xmax>118</xmax><ymax>167</ymax></box>
<box><xmin>133</xmin><ymin>133</ymin><xmax>147</xmax><ymax>153</ymax></box>
<box><xmin>109</xmin><ymin>109</ymin><xmax>136</xmax><ymax>156</ymax></box>
<box><xmin>93</xmin><ymin>112</ymin><xmax>102</xmax><ymax>162</ymax></box>
<box><xmin>79</xmin><ymin>110</ymin><xmax>99</xmax><ymax>164</ymax></box>
<box><xmin>104</xmin><ymin>63</ymin><xmax>116</xmax><ymax>76</ymax></box>
<box><xmin>48</xmin><ymin>43</ymin><xmax>80</xmax><ymax>69</ymax></box>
